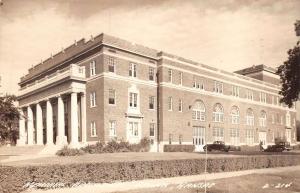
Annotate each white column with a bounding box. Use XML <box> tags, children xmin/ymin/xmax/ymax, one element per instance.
<box><xmin>70</xmin><ymin>92</ymin><xmax>79</xmax><ymax>145</ymax></box>
<box><xmin>27</xmin><ymin>106</ymin><xmax>34</xmax><ymax>145</ymax></box>
<box><xmin>46</xmin><ymin>100</ymin><xmax>54</xmax><ymax>145</ymax></box>
<box><xmin>81</xmin><ymin>92</ymin><xmax>87</xmax><ymax>143</ymax></box>
<box><xmin>17</xmin><ymin>109</ymin><xmax>26</xmax><ymax>146</ymax></box>
<box><xmin>36</xmin><ymin>103</ymin><xmax>43</xmax><ymax>145</ymax></box>
<box><xmin>56</xmin><ymin>95</ymin><xmax>67</xmax><ymax>145</ymax></box>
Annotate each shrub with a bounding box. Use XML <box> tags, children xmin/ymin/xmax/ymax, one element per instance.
<box><xmin>229</xmin><ymin>146</ymin><xmax>241</xmax><ymax>151</ymax></box>
<box><xmin>56</xmin><ymin>146</ymin><xmax>85</xmax><ymax>156</ymax></box>
<box><xmin>164</xmin><ymin>145</ymin><xmax>195</xmax><ymax>152</ymax></box>
<box><xmin>240</xmin><ymin>145</ymin><xmax>260</xmax><ymax>152</ymax></box>
<box><xmin>81</xmin><ymin>142</ymin><xmax>104</xmax><ymax>154</ymax></box>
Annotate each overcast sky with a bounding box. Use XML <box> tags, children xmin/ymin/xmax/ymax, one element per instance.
<box><xmin>0</xmin><ymin>0</ymin><xmax>300</xmax><ymax>94</ymax></box>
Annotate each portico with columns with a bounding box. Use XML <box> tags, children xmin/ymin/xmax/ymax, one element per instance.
<box><xmin>17</xmin><ymin>64</ymin><xmax>87</xmax><ymax>147</ymax></box>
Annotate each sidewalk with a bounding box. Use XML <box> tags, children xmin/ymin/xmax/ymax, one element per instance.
<box><xmin>28</xmin><ymin>165</ymin><xmax>300</xmax><ymax>193</ymax></box>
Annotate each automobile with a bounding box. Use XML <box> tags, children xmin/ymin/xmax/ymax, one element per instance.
<box><xmin>264</xmin><ymin>141</ymin><xmax>292</xmax><ymax>152</ymax></box>
<box><xmin>203</xmin><ymin>141</ymin><xmax>230</xmax><ymax>152</ymax></box>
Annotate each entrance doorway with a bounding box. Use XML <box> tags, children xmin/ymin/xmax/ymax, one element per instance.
<box><xmin>193</xmin><ymin>127</ymin><xmax>205</xmax><ymax>152</ymax></box>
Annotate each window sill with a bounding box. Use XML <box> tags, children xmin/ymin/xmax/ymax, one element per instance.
<box><xmin>90</xmin><ymin>106</ymin><xmax>97</xmax><ymax>108</ymax></box>
<box><xmin>90</xmin><ymin>135</ymin><xmax>98</xmax><ymax>137</ymax></box>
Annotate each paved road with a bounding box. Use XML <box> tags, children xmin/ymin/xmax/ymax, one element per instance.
<box><xmin>28</xmin><ymin>165</ymin><xmax>300</xmax><ymax>193</ymax></box>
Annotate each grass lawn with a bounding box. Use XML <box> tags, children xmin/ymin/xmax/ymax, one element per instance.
<box><xmin>112</xmin><ymin>170</ymin><xmax>300</xmax><ymax>193</ymax></box>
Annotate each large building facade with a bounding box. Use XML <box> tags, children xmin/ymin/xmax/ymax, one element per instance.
<box><xmin>17</xmin><ymin>34</ymin><xmax>297</xmax><ymax>151</ymax></box>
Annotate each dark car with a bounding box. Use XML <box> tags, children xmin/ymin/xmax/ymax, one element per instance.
<box><xmin>264</xmin><ymin>141</ymin><xmax>292</xmax><ymax>152</ymax></box>
<box><xmin>203</xmin><ymin>141</ymin><xmax>230</xmax><ymax>152</ymax></box>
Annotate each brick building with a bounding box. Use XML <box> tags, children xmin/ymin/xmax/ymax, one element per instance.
<box><xmin>17</xmin><ymin>33</ymin><xmax>297</xmax><ymax>151</ymax></box>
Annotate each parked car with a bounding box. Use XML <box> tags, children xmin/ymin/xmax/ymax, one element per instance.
<box><xmin>264</xmin><ymin>141</ymin><xmax>292</xmax><ymax>152</ymax></box>
<box><xmin>203</xmin><ymin>141</ymin><xmax>230</xmax><ymax>152</ymax></box>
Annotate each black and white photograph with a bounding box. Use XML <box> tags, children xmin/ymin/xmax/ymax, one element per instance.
<box><xmin>0</xmin><ymin>0</ymin><xmax>300</xmax><ymax>193</ymax></box>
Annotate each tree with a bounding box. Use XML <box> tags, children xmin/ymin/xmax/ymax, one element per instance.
<box><xmin>276</xmin><ymin>21</ymin><xmax>300</xmax><ymax>107</ymax></box>
<box><xmin>0</xmin><ymin>95</ymin><xmax>20</xmax><ymax>145</ymax></box>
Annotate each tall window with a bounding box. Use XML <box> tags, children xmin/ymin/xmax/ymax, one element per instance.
<box><xmin>246</xmin><ymin>89</ymin><xmax>253</xmax><ymax>100</ymax></box>
<box><xmin>213</xmin><ymin>103</ymin><xmax>224</xmax><ymax>122</ymax></box>
<box><xmin>90</xmin><ymin>121</ymin><xmax>97</xmax><ymax>137</ymax></box>
<box><xmin>168</xmin><ymin>69</ymin><xmax>172</xmax><ymax>83</ymax></box>
<box><xmin>149</xmin><ymin>67</ymin><xmax>154</xmax><ymax>81</ymax></box>
<box><xmin>108</xmin><ymin>89</ymin><xmax>116</xmax><ymax>105</ymax></box>
<box><xmin>259</xmin><ymin>92</ymin><xmax>267</xmax><ymax>103</ymax></box>
<box><xmin>213</xmin><ymin>81</ymin><xmax>223</xmax><ymax>94</ymax></box>
<box><xmin>129</xmin><ymin>122</ymin><xmax>139</xmax><ymax>137</ymax></box>
<box><xmin>192</xmin><ymin>100</ymin><xmax>205</xmax><ymax>121</ymax></box>
<box><xmin>246</xmin><ymin>129</ymin><xmax>254</xmax><ymax>145</ymax></box>
<box><xmin>90</xmin><ymin>60</ymin><xmax>96</xmax><ymax>76</ymax></box>
<box><xmin>230</xmin><ymin>128</ymin><xmax>239</xmax><ymax>145</ymax></box>
<box><xmin>246</xmin><ymin>108</ymin><xmax>254</xmax><ymax>126</ymax></box>
<box><xmin>149</xmin><ymin>123</ymin><xmax>155</xmax><ymax>137</ymax></box>
<box><xmin>168</xmin><ymin>97</ymin><xmax>173</xmax><ymax>111</ymax></box>
<box><xmin>193</xmin><ymin>76</ymin><xmax>197</xmax><ymax>88</ymax></box>
<box><xmin>230</xmin><ymin>106</ymin><xmax>239</xmax><ymax>124</ymax></box>
<box><xmin>213</xmin><ymin>128</ymin><xmax>224</xmax><ymax>141</ymax></box>
<box><xmin>149</xmin><ymin>96</ymin><xmax>155</xmax><ymax>110</ymax></box>
<box><xmin>129</xmin><ymin>63</ymin><xmax>137</xmax><ymax>77</ymax></box>
<box><xmin>259</xmin><ymin>111</ymin><xmax>267</xmax><ymax>127</ymax></box>
<box><xmin>178</xmin><ymin>99</ymin><xmax>183</xmax><ymax>112</ymax></box>
<box><xmin>108</xmin><ymin>57</ymin><xmax>115</xmax><ymax>73</ymax></box>
<box><xmin>90</xmin><ymin>92</ymin><xmax>96</xmax><ymax>107</ymax></box>
<box><xmin>271</xmin><ymin>114</ymin><xmax>275</xmax><ymax>124</ymax></box>
<box><xmin>129</xmin><ymin>92</ymin><xmax>138</xmax><ymax>108</ymax></box>
<box><xmin>193</xmin><ymin>127</ymin><xmax>205</xmax><ymax>145</ymax></box>
<box><xmin>109</xmin><ymin>120</ymin><xmax>116</xmax><ymax>138</ymax></box>
<box><xmin>179</xmin><ymin>72</ymin><xmax>183</xmax><ymax>85</ymax></box>
<box><xmin>232</xmin><ymin>86</ymin><xmax>239</xmax><ymax>97</ymax></box>
<box><xmin>286</xmin><ymin>113</ymin><xmax>291</xmax><ymax>127</ymax></box>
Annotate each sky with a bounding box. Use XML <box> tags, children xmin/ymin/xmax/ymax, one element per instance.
<box><xmin>0</xmin><ymin>0</ymin><xmax>300</xmax><ymax>95</ymax></box>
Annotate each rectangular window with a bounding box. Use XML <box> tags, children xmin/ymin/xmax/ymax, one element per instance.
<box><xmin>90</xmin><ymin>61</ymin><xmax>96</xmax><ymax>76</ymax></box>
<box><xmin>246</xmin><ymin>116</ymin><xmax>254</xmax><ymax>126</ymax></box>
<box><xmin>149</xmin><ymin>96</ymin><xmax>155</xmax><ymax>110</ymax></box>
<box><xmin>178</xmin><ymin>99</ymin><xmax>182</xmax><ymax>112</ymax></box>
<box><xmin>246</xmin><ymin>89</ymin><xmax>253</xmax><ymax>100</ymax></box>
<box><xmin>231</xmin><ymin>114</ymin><xmax>239</xmax><ymax>124</ymax></box>
<box><xmin>108</xmin><ymin>89</ymin><xmax>116</xmax><ymax>105</ymax></box>
<box><xmin>246</xmin><ymin>129</ymin><xmax>254</xmax><ymax>145</ymax></box>
<box><xmin>168</xmin><ymin>97</ymin><xmax>173</xmax><ymax>111</ymax></box>
<box><xmin>259</xmin><ymin>92</ymin><xmax>267</xmax><ymax>103</ymax></box>
<box><xmin>230</xmin><ymin>128</ymin><xmax>239</xmax><ymax>145</ymax></box>
<box><xmin>271</xmin><ymin>114</ymin><xmax>275</xmax><ymax>124</ymax></box>
<box><xmin>168</xmin><ymin>69</ymin><xmax>172</xmax><ymax>83</ymax></box>
<box><xmin>212</xmin><ymin>128</ymin><xmax>224</xmax><ymax>141</ymax></box>
<box><xmin>129</xmin><ymin>122</ymin><xmax>139</xmax><ymax>137</ymax></box>
<box><xmin>90</xmin><ymin>92</ymin><xmax>96</xmax><ymax>107</ymax></box>
<box><xmin>286</xmin><ymin>113</ymin><xmax>291</xmax><ymax>127</ymax></box>
<box><xmin>109</xmin><ymin>120</ymin><xmax>116</xmax><ymax>137</ymax></box>
<box><xmin>193</xmin><ymin>76</ymin><xmax>197</xmax><ymax>88</ymax></box>
<box><xmin>192</xmin><ymin>110</ymin><xmax>205</xmax><ymax>121</ymax></box>
<box><xmin>232</xmin><ymin>86</ymin><xmax>239</xmax><ymax>97</ymax></box>
<box><xmin>276</xmin><ymin>96</ymin><xmax>279</xmax><ymax>105</ymax></box>
<box><xmin>108</xmin><ymin>57</ymin><xmax>115</xmax><ymax>73</ymax></box>
<box><xmin>193</xmin><ymin>127</ymin><xmax>205</xmax><ymax>145</ymax></box>
<box><xmin>272</xmin><ymin>96</ymin><xmax>275</xmax><ymax>105</ymax></box>
<box><xmin>90</xmin><ymin>121</ymin><xmax>97</xmax><ymax>137</ymax></box>
<box><xmin>129</xmin><ymin>92</ymin><xmax>138</xmax><ymax>108</ymax></box>
<box><xmin>149</xmin><ymin>67</ymin><xmax>154</xmax><ymax>81</ymax></box>
<box><xmin>129</xmin><ymin>63</ymin><xmax>137</xmax><ymax>77</ymax></box>
<box><xmin>213</xmin><ymin>112</ymin><xmax>224</xmax><ymax>122</ymax></box>
<box><xmin>149</xmin><ymin>123</ymin><xmax>155</xmax><ymax>137</ymax></box>
<box><xmin>280</xmin><ymin>116</ymin><xmax>283</xmax><ymax>125</ymax></box>
<box><xmin>179</xmin><ymin>72</ymin><xmax>183</xmax><ymax>85</ymax></box>
<box><xmin>214</xmin><ymin>81</ymin><xmax>223</xmax><ymax>94</ymax></box>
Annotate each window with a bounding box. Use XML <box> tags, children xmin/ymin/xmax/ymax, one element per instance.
<box><xmin>129</xmin><ymin>122</ymin><xmax>139</xmax><ymax>137</ymax></box>
<box><xmin>129</xmin><ymin>92</ymin><xmax>138</xmax><ymax>108</ymax></box>
<box><xmin>246</xmin><ymin>129</ymin><xmax>254</xmax><ymax>145</ymax></box>
<box><xmin>192</xmin><ymin>100</ymin><xmax>205</xmax><ymax>121</ymax></box>
<box><xmin>193</xmin><ymin>127</ymin><xmax>205</xmax><ymax>145</ymax></box>
<box><xmin>90</xmin><ymin>60</ymin><xmax>96</xmax><ymax>76</ymax></box>
<box><xmin>246</xmin><ymin>89</ymin><xmax>253</xmax><ymax>100</ymax></box>
<box><xmin>90</xmin><ymin>92</ymin><xmax>96</xmax><ymax>107</ymax></box>
<box><xmin>259</xmin><ymin>92</ymin><xmax>267</xmax><ymax>103</ymax></box>
<box><xmin>280</xmin><ymin>116</ymin><xmax>283</xmax><ymax>125</ymax></box>
<box><xmin>232</xmin><ymin>86</ymin><xmax>239</xmax><ymax>97</ymax></box>
<box><xmin>108</xmin><ymin>89</ymin><xmax>116</xmax><ymax>105</ymax></box>
<box><xmin>230</xmin><ymin>128</ymin><xmax>239</xmax><ymax>145</ymax></box>
<box><xmin>169</xmin><ymin>133</ymin><xmax>173</xmax><ymax>144</ymax></box>
<box><xmin>168</xmin><ymin>69</ymin><xmax>172</xmax><ymax>82</ymax></box>
<box><xmin>276</xmin><ymin>113</ymin><xmax>280</xmax><ymax>124</ymax></box>
<box><xmin>178</xmin><ymin>99</ymin><xmax>182</xmax><ymax>112</ymax></box>
<box><xmin>193</xmin><ymin>77</ymin><xmax>197</xmax><ymax>88</ymax></box>
<box><xmin>109</xmin><ymin>120</ymin><xmax>116</xmax><ymax>137</ymax></box>
<box><xmin>179</xmin><ymin>72</ymin><xmax>183</xmax><ymax>85</ymax></box>
<box><xmin>259</xmin><ymin>111</ymin><xmax>267</xmax><ymax>127</ymax></box>
<box><xmin>271</xmin><ymin>114</ymin><xmax>275</xmax><ymax>124</ymax></box>
<box><xmin>90</xmin><ymin>121</ymin><xmax>97</xmax><ymax>137</ymax></box>
<box><xmin>129</xmin><ymin>63</ymin><xmax>137</xmax><ymax>77</ymax></box>
<box><xmin>246</xmin><ymin>108</ymin><xmax>254</xmax><ymax>126</ymax></box>
<box><xmin>149</xmin><ymin>96</ymin><xmax>155</xmax><ymax>110</ymax></box>
<box><xmin>108</xmin><ymin>57</ymin><xmax>115</xmax><ymax>73</ymax></box>
<box><xmin>179</xmin><ymin>134</ymin><xmax>183</xmax><ymax>145</ymax></box>
<box><xmin>213</xmin><ymin>103</ymin><xmax>224</xmax><ymax>122</ymax></box>
<box><xmin>149</xmin><ymin>67</ymin><xmax>154</xmax><ymax>81</ymax></box>
<box><xmin>276</xmin><ymin>96</ymin><xmax>279</xmax><ymax>105</ymax></box>
<box><xmin>168</xmin><ymin>97</ymin><xmax>173</xmax><ymax>111</ymax></box>
<box><xmin>213</xmin><ymin>128</ymin><xmax>224</xmax><ymax>141</ymax></box>
<box><xmin>286</xmin><ymin>113</ymin><xmax>291</xmax><ymax>127</ymax></box>
<box><xmin>213</xmin><ymin>81</ymin><xmax>223</xmax><ymax>94</ymax></box>
<box><xmin>272</xmin><ymin>96</ymin><xmax>275</xmax><ymax>105</ymax></box>
<box><xmin>150</xmin><ymin>123</ymin><xmax>155</xmax><ymax>137</ymax></box>
<box><xmin>230</xmin><ymin>106</ymin><xmax>239</xmax><ymax>124</ymax></box>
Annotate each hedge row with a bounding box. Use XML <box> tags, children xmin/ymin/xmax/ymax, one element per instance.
<box><xmin>164</xmin><ymin>145</ymin><xmax>195</xmax><ymax>152</ymax></box>
<box><xmin>1</xmin><ymin>155</ymin><xmax>300</xmax><ymax>193</ymax></box>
